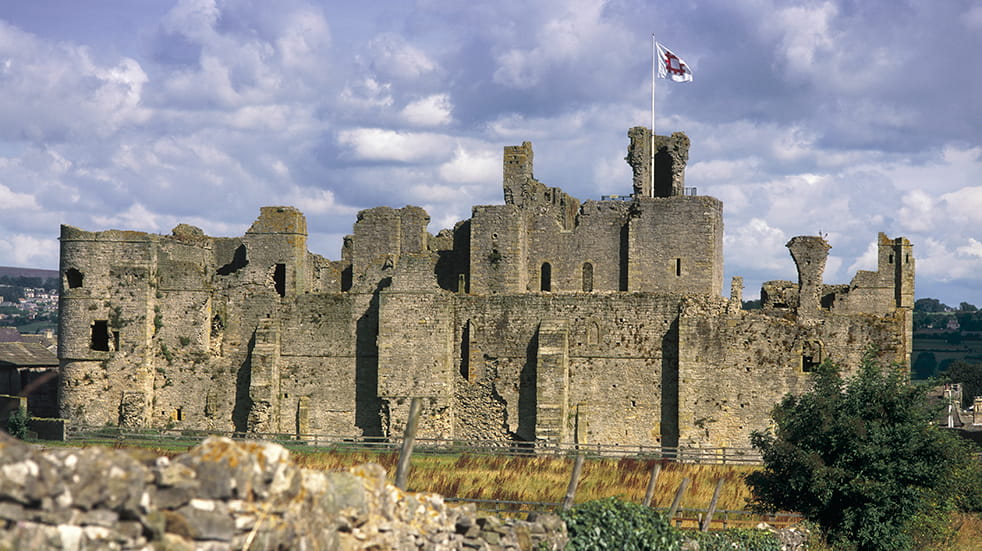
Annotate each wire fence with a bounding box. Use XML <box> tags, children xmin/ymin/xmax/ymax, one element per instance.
<box><xmin>65</xmin><ymin>424</ymin><xmax>764</xmax><ymax>464</ymax></box>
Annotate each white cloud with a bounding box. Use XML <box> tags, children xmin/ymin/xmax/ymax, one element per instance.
<box><xmin>438</xmin><ymin>146</ymin><xmax>496</xmax><ymax>184</ymax></box>
<box><xmin>897</xmin><ymin>189</ymin><xmax>936</xmax><ymax>233</ymax></box>
<box><xmin>846</xmin><ymin>239</ymin><xmax>879</xmax><ymax>274</ymax></box>
<box><xmin>0</xmin><ymin>234</ymin><xmax>58</xmax><ymax>267</ymax></box>
<box><xmin>337</xmin><ymin>128</ymin><xmax>454</xmax><ymax>162</ymax></box>
<box><xmin>724</xmin><ymin>218</ymin><xmax>789</xmax><ymax>273</ymax></box>
<box><xmin>0</xmin><ymin>183</ymin><xmax>40</xmax><ymax>210</ymax></box>
<box><xmin>772</xmin><ymin>2</ymin><xmax>837</xmax><ymax>76</ymax></box>
<box><xmin>492</xmin><ymin>0</ymin><xmax>631</xmax><ymax>90</ymax></box>
<box><xmin>340</xmin><ymin>78</ymin><xmax>393</xmax><ymax>110</ymax></box>
<box><xmin>365</xmin><ymin>33</ymin><xmax>437</xmax><ymax>81</ymax></box>
<box><xmin>957</xmin><ymin>238</ymin><xmax>982</xmax><ymax>260</ymax></box>
<box><xmin>0</xmin><ymin>21</ymin><xmax>150</xmax><ymax>140</ymax></box>
<box><xmin>282</xmin><ymin>187</ymin><xmax>356</xmax><ymax>216</ymax></box>
<box><xmin>92</xmin><ymin>203</ymin><xmax>165</xmax><ymax>232</ymax></box>
<box><xmin>941</xmin><ymin>186</ymin><xmax>982</xmax><ymax>224</ymax></box>
<box><xmin>401</xmin><ymin>94</ymin><xmax>453</xmax><ymax>127</ymax></box>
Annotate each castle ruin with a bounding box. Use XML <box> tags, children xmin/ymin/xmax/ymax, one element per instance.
<box><xmin>57</xmin><ymin>128</ymin><xmax>914</xmax><ymax>448</ymax></box>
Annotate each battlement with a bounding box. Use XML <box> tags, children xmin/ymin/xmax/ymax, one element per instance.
<box><xmin>55</xmin><ymin>128</ymin><xmax>913</xmax><ymax>449</ymax></box>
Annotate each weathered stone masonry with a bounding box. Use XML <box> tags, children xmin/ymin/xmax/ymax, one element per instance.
<box><xmin>57</xmin><ymin>128</ymin><xmax>914</xmax><ymax>448</ymax></box>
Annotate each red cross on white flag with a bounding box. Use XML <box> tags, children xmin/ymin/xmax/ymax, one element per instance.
<box><xmin>656</xmin><ymin>42</ymin><xmax>692</xmax><ymax>83</ymax></box>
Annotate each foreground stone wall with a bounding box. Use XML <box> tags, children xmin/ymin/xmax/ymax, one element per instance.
<box><xmin>0</xmin><ymin>433</ymin><xmax>566</xmax><ymax>550</ymax></box>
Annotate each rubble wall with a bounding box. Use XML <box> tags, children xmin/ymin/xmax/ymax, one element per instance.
<box><xmin>0</xmin><ymin>434</ymin><xmax>567</xmax><ymax>550</ymax></box>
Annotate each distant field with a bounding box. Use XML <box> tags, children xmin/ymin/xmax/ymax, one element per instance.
<box><xmin>912</xmin><ymin>334</ymin><xmax>982</xmax><ymax>380</ymax></box>
<box><xmin>0</xmin><ymin>266</ymin><xmax>58</xmax><ymax>279</ymax></box>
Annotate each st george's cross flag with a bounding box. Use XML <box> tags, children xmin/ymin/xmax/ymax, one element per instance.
<box><xmin>656</xmin><ymin>42</ymin><xmax>692</xmax><ymax>82</ymax></box>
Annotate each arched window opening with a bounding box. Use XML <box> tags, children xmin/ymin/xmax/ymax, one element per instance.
<box><xmin>587</xmin><ymin>321</ymin><xmax>600</xmax><ymax>345</ymax></box>
<box><xmin>582</xmin><ymin>262</ymin><xmax>594</xmax><ymax>292</ymax></box>
<box><xmin>540</xmin><ymin>262</ymin><xmax>552</xmax><ymax>292</ymax></box>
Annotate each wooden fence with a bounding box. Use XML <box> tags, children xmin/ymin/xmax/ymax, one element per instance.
<box><xmin>65</xmin><ymin>424</ymin><xmax>764</xmax><ymax>464</ymax></box>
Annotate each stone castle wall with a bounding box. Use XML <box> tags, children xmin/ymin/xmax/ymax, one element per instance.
<box><xmin>55</xmin><ymin>129</ymin><xmax>913</xmax><ymax>448</ymax></box>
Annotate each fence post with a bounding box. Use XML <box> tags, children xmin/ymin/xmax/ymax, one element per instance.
<box><xmin>394</xmin><ymin>397</ymin><xmax>422</xmax><ymax>490</ymax></box>
<box><xmin>561</xmin><ymin>454</ymin><xmax>585</xmax><ymax>511</ymax></box>
<box><xmin>642</xmin><ymin>462</ymin><xmax>662</xmax><ymax>507</ymax></box>
<box><xmin>701</xmin><ymin>479</ymin><xmax>725</xmax><ymax>532</ymax></box>
<box><xmin>666</xmin><ymin>477</ymin><xmax>689</xmax><ymax>521</ymax></box>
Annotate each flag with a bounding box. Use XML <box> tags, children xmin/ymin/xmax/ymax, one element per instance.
<box><xmin>656</xmin><ymin>42</ymin><xmax>692</xmax><ymax>83</ymax></box>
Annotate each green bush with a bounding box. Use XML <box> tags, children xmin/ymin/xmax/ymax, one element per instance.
<box><xmin>746</xmin><ymin>354</ymin><xmax>976</xmax><ymax>551</ymax></box>
<box><xmin>6</xmin><ymin>408</ymin><xmax>29</xmax><ymax>439</ymax></box>
<box><xmin>684</xmin><ymin>528</ymin><xmax>782</xmax><ymax>551</ymax></box>
<box><xmin>560</xmin><ymin>498</ymin><xmax>782</xmax><ymax>550</ymax></box>
<box><xmin>560</xmin><ymin>498</ymin><xmax>679</xmax><ymax>551</ymax></box>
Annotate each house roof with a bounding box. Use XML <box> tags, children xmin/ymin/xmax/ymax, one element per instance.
<box><xmin>0</xmin><ymin>342</ymin><xmax>58</xmax><ymax>368</ymax></box>
<box><xmin>0</xmin><ymin>327</ymin><xmax>23</xmax><ymax>343</ymax></box>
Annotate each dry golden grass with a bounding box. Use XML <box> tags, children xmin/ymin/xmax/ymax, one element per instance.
<box><xmin>948</xmin><ymin>513</ymin><xmax>982</xmax><ymax>551</ymax></box>
<box><xmin>291</xmin><ymin>450</ymin><xmax>759</xmax><ymax>511</ymax></box>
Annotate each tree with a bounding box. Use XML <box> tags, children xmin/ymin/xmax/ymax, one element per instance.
<box><xmin>746</xmin><ymin>354</ymin><xmax>977</xmax><ymax>551</ymax></box>
<box><xmin>958</xmin><ymin>302</ymin><xmax>977</xmax><ymax>312</ymax></box>
<box><xmin>913</xmin><ymin>298</ymin><xmax>949</xmax><ymax>313</ymax></box>
<box><xmin>910</xmin><ymin>351</ymin><xmax>937</xmax><ymax>380</ymax></box>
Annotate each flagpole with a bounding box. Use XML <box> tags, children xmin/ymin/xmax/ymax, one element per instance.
<box><xmin>650</xmin><ymin>34</ymin><xmax>656</xmax><ymax>197</ymax></box>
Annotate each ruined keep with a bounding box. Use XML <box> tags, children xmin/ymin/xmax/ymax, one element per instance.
<box><xmin>57</xmin><ymin>128</ymin><xmax>914</xmax><ymax>448</ymax></box>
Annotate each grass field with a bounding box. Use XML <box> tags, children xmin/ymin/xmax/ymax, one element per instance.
<box><xmin>291</xmin><ymin>449</ymin><xmax>759</xmax><ymax>511</ymax></box>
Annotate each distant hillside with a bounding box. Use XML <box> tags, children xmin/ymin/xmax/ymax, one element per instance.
<box><xmin>0</xmin><ymin>266</ymin><xmax>58</xmax><ymax>280</ymax></box>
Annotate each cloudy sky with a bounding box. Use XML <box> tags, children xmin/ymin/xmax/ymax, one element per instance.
<box><xmin>0</xmin><ymin>0</ymin><xmax>979</xmax><ymax>304</ymax></box>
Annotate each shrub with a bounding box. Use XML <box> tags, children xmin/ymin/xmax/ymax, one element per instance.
<box><xmin>747</xmin><ymin>353</ymin><xmax>976</xmax><ymax>550</ymax></box>
<box><xmin>560</xmin><ymin>498</ymin><xmax>679</xmax><ymax>551</ymax></box>
<box><xmin>6</xmin><ymin>407</ymin><xmax>29</xmax><ymax>440</ymax></box>
<box><xmin>685</xmin><ymin>528</ymin><xmax>782</xmax><ymax>551</ymax></box>
<box><xmin>560</xmin><ymin>498</ymin><xmax>782</xmax><ymax>550</ymax></box>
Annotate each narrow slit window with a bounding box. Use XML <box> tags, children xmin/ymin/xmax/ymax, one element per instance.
<box><xmin>582</xmin><ymin>262</ymin><xmax>593</xmax><ymax>292</ymax></box>
<box><xmin>540</xmin><ymin>262</ymin><xmax>552</xmax><ymax>292</ymax></box>
<box><xmin>675</xmin><ymin>258</ymin><xmax>682</xmax><ymax>277</ymax></box>
<box><xmin>460</xmin><ymin>321</ymin><xmax>471</xmax><ymax>381</ymax></box>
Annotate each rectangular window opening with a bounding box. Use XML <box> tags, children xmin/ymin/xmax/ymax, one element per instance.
<box><xmin>675</xmin><ymin>258</ymin><xmax>682</xmax><ymax>277</ymax></box>
<box><xmin>90</xmin><ymin>320</ymin><xmax>110</xmax><ymax>351</ymax></box>
<box><xmin>274</xmin><ymin>263</ymin><xmax>287</xmax><ymax>297</ymax></box>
